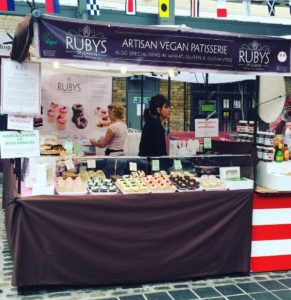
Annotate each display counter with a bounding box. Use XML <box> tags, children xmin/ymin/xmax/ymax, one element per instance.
<box><xmin>4</xmin><ymin>154</ymin><xmax>254</xmax><ymax>287</ymax></box>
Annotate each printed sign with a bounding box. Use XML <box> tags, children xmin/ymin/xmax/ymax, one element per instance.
<box><xmin>87</xmin><ymin>159</ymin><xmax>96</xmax><ymax>169</ymax></box>
<box><xmin>1</xmin><ymin>59</ymin><xmax>40</xmax><ymax>115</ymax></box>
<box><xmin>152</xmin><ymin>159</ymin><xmax>160</xmax><ymax>172</ymax></box>
<box><xmin>0</xmin><ymin>131</ymin><xmax>40</xmax><ymax>158</ymax></box>
<box><xmin>39</xmin><ymin>73</ymin><xmax>112</xmax><ymax>144</ymax></box>
<box><xmin>203</xmin><ymin>137</ymin><xmax>212</xmax><ymax>149</ymax></box>
<box><xmin>129</xmin><ymin>162</ymin><xmax>137</xmax><ymax>172</ymax></box>
<box><xmin>174</xmin><ymin>159</ymin><xmax>182</xmax><ymax>170</ymax></box>
<box><xmin>0</xmin><ymin>33</ymin><xmax>13</xmax><ymax>57</ymax></box>
<box><xmin>195</xmin><ymin>119</ymin><xmax>219</xmax><ymax>138</ymax></box>
<box><xmin>7</xmin><ymin>114</ymin><xmax>34</xmax><ymax>131</ymax></box>
<box><xmin>36</xmin><ymin>15</ymin><xmax>290</xmax><ymax>73</ymax></box>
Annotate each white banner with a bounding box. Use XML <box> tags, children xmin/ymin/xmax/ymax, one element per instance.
<box><xmin>38</xmin><ymin>73</ymin><xmax>112</xmax><ymax>144</ymax></box>
<box><xmin>1</xmin><ymin>59</ymin><xmax>40</xmax><ymax>115</ymax></box>
<box><xmin>7</xmin><ymin>114</ymin><xmax>33</xmax><ymax>131</ymax></box>
<box><xmin>0</xmin><ymin>130</ymin><xmax>40</xmax><ymax>158</ymax></box>
<box><xmin>195</xmin><ymin>119</ymin><xmax>219</xmax><ymax>137</ymax></box>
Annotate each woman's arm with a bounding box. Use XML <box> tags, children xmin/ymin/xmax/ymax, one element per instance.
<box><xmin>90</xmin><ymin>129</ymin><xmax>114</xmax><ymax>148</ymax></box>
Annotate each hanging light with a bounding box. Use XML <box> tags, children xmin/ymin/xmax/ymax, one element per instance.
<box><xmin>53</xmin><ymin>61</ymin><xmax>60</xmax><ymax>69</ymax></box>
<box><xmin>120</xmin><ymin>66</ymin><xmax>127</xmax><ymax>74</ymax></box>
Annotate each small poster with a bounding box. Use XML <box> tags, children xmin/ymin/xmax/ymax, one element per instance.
<box><xmin>1</xmin><ymin>59</ymin><xmax>40</xmax><ymax>115</ymax></box>
<box><xmin>7</xmin><ymin>114</ymin><xmax>34</xmax><ymax>131</ymax></box>
<box><xmin>195</xmin><ymin>119</ymin><xmax>219</xmax><ymax>138</ymax></box>
<box><xmin>0</xmin><ymin>130</ymin><xmax>40</xmax><ymax>158</ymax></box>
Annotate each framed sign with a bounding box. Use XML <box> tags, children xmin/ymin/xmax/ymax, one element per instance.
<box><xmin>1</xmin><ymin>59</ymin><xmax>40</xmax><ymax>115</ymax></box>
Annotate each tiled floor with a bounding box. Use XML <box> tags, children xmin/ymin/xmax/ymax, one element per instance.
<box><xmin>1</xmin><ymin>174</ymin><xmax>291</xmax><ymax>299</ymax></box>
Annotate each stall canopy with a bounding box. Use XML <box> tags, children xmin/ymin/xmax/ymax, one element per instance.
<box><xmin>11</xmin><ymin>14</ymin><xmax>290</xmax><ymax>76</ymax></box>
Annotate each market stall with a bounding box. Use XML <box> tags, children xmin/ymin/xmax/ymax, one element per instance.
<box><xmin>2</xmin><ymin>13</ymin><xmax>291</xmax><ymax>287</ymax></box>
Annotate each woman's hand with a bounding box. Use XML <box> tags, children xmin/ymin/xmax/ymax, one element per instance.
<box><xmin>90</xmin><ymin>129</ymin><xmax>114</xmax><ymax>148</ymax></box>
<box><xmin>90</xmin><ymin>139</ymin><xmax>98</xmax><ymax>146</ymax></box>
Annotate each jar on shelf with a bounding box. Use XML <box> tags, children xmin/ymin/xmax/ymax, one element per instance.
<box><xmin>256</xmin><ymin>131</ymin><xmax>265</xmax><ymax>146</ymax></box>
<box><xmin>263</xmin><ymin>147</ymin><xmax>274</xmax><ymax>162</ymax></box>
<box><xmin>237</xmin><ymin>120</ymin><xmax>248</xmax><ymax>133</ymax></box>
<box><xmin>257</xmin><ymin>146</ymin><xmax>264</xmax><ymax>160</ymax></box>
<box><xmin>248</xmin><ymin>121</ymin><xmax>254</xmax><ymax>134</ymax></box>
<box><xmin>264</xmin><ymin>132</ymin><xmax>275</xmax><ymax>147</ymax></box>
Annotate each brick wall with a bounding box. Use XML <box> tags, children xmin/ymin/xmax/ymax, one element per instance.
<box><xmin>0</xmin><ymin>15</ymin><xmax>21</xmax><ymax>33</ymax></box>
<box><xmin>112</xmin><ymin>77</ymin><xmax>127</xmax><ymax>122</ymax></box>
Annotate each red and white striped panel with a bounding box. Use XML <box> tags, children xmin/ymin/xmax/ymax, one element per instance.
<box><xmin>251</xmin><ymin>194</ymin><xmax>291</xmax><ymax>272</ymax></box>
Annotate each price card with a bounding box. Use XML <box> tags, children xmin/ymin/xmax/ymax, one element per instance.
<box><xmin>63</xmin><ymin>140</ymin><xmax>74</xmax><ymax>154</ymax></box>
<box><xmin>203</xmin><ymin>137</ymin><xmax>212</xmax><ymax>149</ymax></box>
<box><xmin>129</xmin><ymin>162</ymin><xmax>137</xmax><ymax>172</ymax></box>
<box><xmin>65</xmin><ymin>159</ymin><xmax>75</xmax><ymax>171</ymax></box>
<box><xmin>152</xmin><ymin>159</ymin><xmax>160</xmax><ymax>171</ymax></box>
<box><xmin>174</xmin><ymin>159</ymin><xmax>182</xmax><ymax>170</ymax></box>
<box><xmin>74</xmin><ymin>143</ymin><xmax>81</xmax><ymax>155</ymax></box>
<box><xmin>87</xmin><ymin>160</ymin><xmax>96</xmax><ymax>169</ymax></box>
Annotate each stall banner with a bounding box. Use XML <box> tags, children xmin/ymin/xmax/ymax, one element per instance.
<box><xmin>35</xmin><ymin>15</ymin><xmax>290</xmax><ymax>74</ymax></box>
<box><xmin>1</xmin><ymin>59</ymin><xmax>40</xmax><ymax>115</ymax></box>
<box><xmin>39</xmin><ymin>73</ymin><xmax>112</xmax><ymax>145</ymax></box>
<box><xmin>195</xmin><ymin>119</ymin><xmax>219</xmax><ymax>137</ymax></box>
<box><xmin>0</xmin><ymin>130</ymin><xmax>40</xmax><ymax>158</ymax></box>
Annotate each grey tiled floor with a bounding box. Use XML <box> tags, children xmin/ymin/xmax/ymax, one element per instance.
<box><xmin>1</xmin><ymin>175</ymin><xmax>291</xmax><ymax>299</ymax></box>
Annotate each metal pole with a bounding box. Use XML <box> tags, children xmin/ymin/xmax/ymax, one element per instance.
<box><xmin>204</xmin><ymin>73</ymin><xmax>209</xmax><ymax>102</ymax></box>
<box><xmin>16</xmin><ymin>158</ymin><xmax>21</xmax><ymax>194</ymax></box>
<box><xmin>140</xmin><ymin>75</ymin><xmax>144</xmax><ymax>130</ymax></box>
<box><xmin>253</xmin><ymin>76</ymin><xmax>259</xmax><ymax>146</ymax></box>
<box><xmin>168</xmin><ymin>74</ymin><xmax>171</xmax><ymax>133</ymax></box>
<box><xmin>184</xmin><ymin>82</ymin><xmax>187</xmax><ymax>131</ymax></box>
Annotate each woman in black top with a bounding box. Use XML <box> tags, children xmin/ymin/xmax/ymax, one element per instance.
<box><xmin>138</xmin><ymin>94</ymin><xmax>170</xmax><ymax>156</ymax></box>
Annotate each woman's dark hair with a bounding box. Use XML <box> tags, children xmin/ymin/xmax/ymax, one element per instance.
<box><xmin>143</xmin><ymin>94</ymin><xmax>169</xmax><ymax>122</ymax></box>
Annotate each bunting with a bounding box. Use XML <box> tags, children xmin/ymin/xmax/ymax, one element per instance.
<box><xmin>243</xmin><ymin>0</ymin><xmax>251</xmax><ymax>16</ymax></box>
<box><xmin>190</xmin><ymin>0</ymin><xmax>199</xmax><ymax>18</ymax></box>
<box><xmin>0</xmin><ymin>0</ymin><xmax>15</xmax><ymax>11</ymax></box>
<box><xmin>45</xmin><ymin>0</ymin><xmax>60</xmax><ymax>13</ymax></box>
<box><xmin>217</xmin><ymin>0</ymin><xmax>227</xmax><ymax>18</ymax></box>
<box><xmin>267</xmin><ymin>0</ymin><xmax>275</xmax><ymax>16</ymax></box>
<box><xmin>125</xmin><ymin>0</ymin><xmax>136</xmax><ymax>15</ymax></box>
<box><xmin>86</xmin><ymin>0</ymin><xmax>100</xmax><ymax>15</ymax></box>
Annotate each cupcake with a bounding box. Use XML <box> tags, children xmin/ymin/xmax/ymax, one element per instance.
<box><xmin>50</xmin><ymin>102</ymin><xmax>59</xmax><ymax>112</ymax></box>
<box><xmin>47</xmin><ymin>109</ymin><xmax>56</xmax><ymax>123</ymax></box>
<box><xmin>56</xmin><ymin>115</ymin><xmax>67</xmax><ymax>130</ymax></box>
<box><xmin>59</xmin><ymin>106</ymin><xmax>68</xmax><ymax>118</ymax></box>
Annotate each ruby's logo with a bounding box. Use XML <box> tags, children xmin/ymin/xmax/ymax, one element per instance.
<box><xmin>239</xmin><ymin>40</ymin><xmax>271</xmax><ymax>66</ymax></box>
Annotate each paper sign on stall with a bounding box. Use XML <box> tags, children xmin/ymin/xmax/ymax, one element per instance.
<box><xmin>195</xmin><ymin>119</ymin><xmax>219</xmax><ymax>138</ymax></box>
<box><xmin>0</xmin><ymin>130</ymin><xmax>40</xmax><ymax>158</ymax></box>
<box><xmin>174</xmin><ymin>159</ymin><xmax>182</xmax><ymax>170</ymax></box>
<box><xmin>129</xmin><ymin>162</ymin><xmax>137</xmax><ymax>172</ymax></box>
<box><xmin>203</xmin><ymin>138</ymin><xmax>212</xmax><ymax>149</ymax></box>
<box><xmin>152</xmin><ymin>160</ymin><xmax>160</xmax><ymax>171</ymax></box>
<box><xmin>7</xmin><ymin>115</ymin><xmax>33</xmax><ymax>131</ymax></box>
<box><xmin>1</xmin><ymin>59</ymin><xmax>40</xmax><ymax>115</ymax></box>
<box><xmin>65</xmin><ymin>159</ymin><xmax>75</xmax><ymax>171</ymax></box>
<box><xmin>87</xmin><ymin>160</ymin><xmax>96</xmax><ymax>169</ymax></box>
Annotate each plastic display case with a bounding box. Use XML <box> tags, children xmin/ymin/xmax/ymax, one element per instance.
<box><xmin>20</xmin><ymin>154</ymin><xmax>254</xmax><ymax>196</ymax></box>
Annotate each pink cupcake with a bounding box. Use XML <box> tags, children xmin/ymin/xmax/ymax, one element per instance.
<box><xmin>47</xmin><ymin>109</ymin><xmax>56</xmax><ymax>123</ymax></box>
<box><xmin>50</xmin><ymin>102</ymin><xmax>59</xmax><ymax>112</ymax></box>
<box><xmin>58</xmin><ymin>106</ymin><xmax>68</xmax><ymax>118</ymax></box>
<box><xmin>56</xmin><ymin>115</ymin><xmax>67</xmax><ymax>130</ymax></box>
